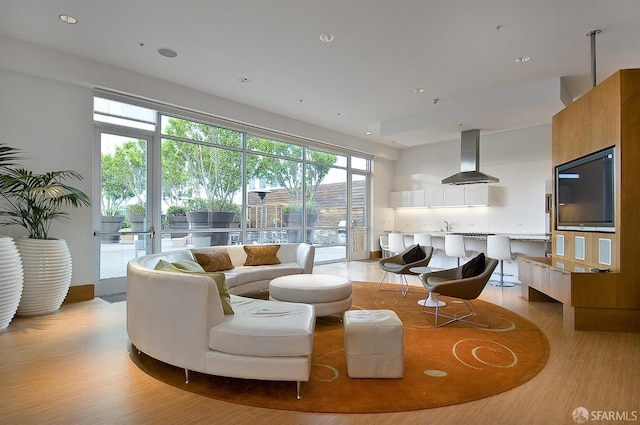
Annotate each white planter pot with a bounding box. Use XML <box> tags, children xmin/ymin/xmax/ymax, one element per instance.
<box><xmin>16</xmin><ymin>238</ymin><xmax>71</xmax><ymax>316</ymax></box>
<box><xmin>0</xmin><ymin>236</ymin><xmax>24</xmax><ymax>331</ymax></box>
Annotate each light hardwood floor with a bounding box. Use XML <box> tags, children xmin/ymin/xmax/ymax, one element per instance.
<box><xmin>1</xmin><ymin>260</ymin><xmax>638</xmax><ymax>425</ymax></box>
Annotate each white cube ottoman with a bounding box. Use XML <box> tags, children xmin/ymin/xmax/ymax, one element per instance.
<box><xmin>343</xmin><ymin>309</ymin><xmax>404</xmax><ymax>378</ymax></box>
<box><xmin>269</xmin><ymin>274</ymin><xmax>352</xmax><ymax>317</ymax></box>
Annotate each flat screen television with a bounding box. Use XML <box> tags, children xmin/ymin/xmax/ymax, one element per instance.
<box><xmin>555</xmin><ymin>146</ymin><xmax>615</xmax><ymax>232</ymax></box>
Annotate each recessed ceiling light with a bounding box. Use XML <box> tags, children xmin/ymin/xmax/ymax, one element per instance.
<box><xmin>364</xmin><ymin>131</ymin><xmax>373</xmax><ymax>136</ymax></box>
<box><xmin>59</xmin><ymin>14</ymin><xmax>77</xmax><ymax>24</ymax></box>
<box><xmin>238</xmin><ymin>77</ymin><xmax>250</xmax><ymax>83</ymax></box>
<box><xmin>319</xmin><ymin>33</ymin><xmax>335</xmax><ymax>43</ymax></box>
<box><xmin>158</xmin><ymin>48</ymin><xmax>178</xmax><ymax>58</ymax></box>
<box><xmin>414</xmin><ymin>88</ymin><xmax>425</xmax><ymax>94</ymax></box>
<box><xmin>515</xmin><ymin>56</ymin><xmax>531</xmax><ymax>63</ymax></box>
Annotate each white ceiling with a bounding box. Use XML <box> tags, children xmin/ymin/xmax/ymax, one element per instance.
<box><xmin>2</xmin><ymin>0</ymin><xmax>639</xmax><ymax>148</ymax></box>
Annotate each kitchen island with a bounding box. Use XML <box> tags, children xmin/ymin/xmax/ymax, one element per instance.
<box><xmin>396</xmin><ymin>232</ymin><xmax>550</xmax><ymax>281</ymax></box>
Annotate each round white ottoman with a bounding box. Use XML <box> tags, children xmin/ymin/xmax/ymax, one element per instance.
<box><xmin>269</xmin><ymin>274</ymin><xmax>352</xmax><ymax>317</ymax></box>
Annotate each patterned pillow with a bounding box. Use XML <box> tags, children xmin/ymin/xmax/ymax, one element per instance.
<box><xmin>243</xmin><ymin>245</ymin><xmax>281</xmax><ymax>266</ymax></box>
<box><xmin>154</xmin><ymin>260</ymin><xmax>233</xmax><ymax>314</ymax></box>
<box><xmin>194</xmin><ymin>249</ymin><xmax>234</xmax><ymax>272</ymax></box>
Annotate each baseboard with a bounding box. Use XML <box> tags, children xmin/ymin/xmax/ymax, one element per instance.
<box><xmin>370</xmin><ymin>250</ymin><xmax>382</xmax><ymax>259</ymax></box>
<box><xmin>64</xmin><ymin>284</ymin><xmax>94</xmax><ymax>304</ymax></box>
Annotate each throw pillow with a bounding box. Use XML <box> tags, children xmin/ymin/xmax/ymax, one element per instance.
<box><xmin>402</xmin><ymin>244</ymin><xmax>426</xmax><ymax>264</ymax></box>
<box><xmin>154</xmin><ymin>259</ymin><xmax>186</xmax><ymax>272</ymax></box>
<box><xmin>462</xmin><ymin>253</ymin><xmax>486</xmax><ymax>278</ymax></box>
<box><xmin>170</xmin><ymin>259</ymin><xmax>206</xmax><ymax>272</ymax></box>
<box><xmin>205</xmin><ymin>272</ymin><xmax>233</xmax><ymax>315</ymax></box>
<box><xmin>154</xmin><ymin>260</ymin><xmax>234</xmax><ymax>315</ymax></box>
<box><xmin>194</xmin><ymin>249</ymin><xmax>234</xmax><ymax>272</ymax></box>
<box><xmin>244</xmin><ymin>245</ymin><xmax>281</xmax><ymax>266</ymax></box>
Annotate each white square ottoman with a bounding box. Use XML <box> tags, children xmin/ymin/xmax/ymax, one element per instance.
<box><xmin>343</xmin><ymin>309</ymin><xmax>404</xmax><ymax>378</ymax></box>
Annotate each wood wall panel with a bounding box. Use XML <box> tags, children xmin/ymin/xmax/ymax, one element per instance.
<box><xmin>550</xmin><ymin>69</ymin><xmax>640</xmax><ymax>329</ymax></box>
<box><xmin>619</xmin><ymin>73</ymin><xmax>640</xmax><ymax>279</ymax></box>
<box><xmin>63</xmin><ymin>284</ymin><xmax>94</xmax><ymax>303</ymax></box>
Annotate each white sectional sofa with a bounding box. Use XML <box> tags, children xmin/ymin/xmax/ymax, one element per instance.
<box><xmin>126</xmin><ymin>243</ymin><xmax>316</xmax><ymax>398</ymax></box>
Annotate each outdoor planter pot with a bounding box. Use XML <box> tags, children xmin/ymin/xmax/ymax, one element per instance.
<box><xmin>167</xmin><ymin>215</ymin><xmax>189</xmax><ymax>239</ymax></box>
<box><xmin>127</xmin><ymin>214</ymin><xmax>146</xmax><ymax>233</ymax></box>
<box><xmin>187</xmin><ymin>211</ymin><xmax>236</xmax><ymax>247</ymax></box>
<box><xmin>282</xmin><ymin>212</ymin><xmax>318</xmax><ymax>243</ymax></box>
<box><xmin>100</xmin><ymin>215</ymin><xmax>125</xmax><ymax>242</ymax></box>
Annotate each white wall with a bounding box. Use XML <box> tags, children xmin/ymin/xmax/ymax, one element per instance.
<box><xmin>392</xmin><ymin>125</ymin><xmax>552</xmax><ymax>235</ymax></box>
<box><xmin>0</xmin><ymin>68</ymin><xmax>94</xmax><ymax>286</ymax></box>
<box><xmin>371</xmin><ymin>157</ymin><xmax>396</xmax><ymax>250</ymax></box>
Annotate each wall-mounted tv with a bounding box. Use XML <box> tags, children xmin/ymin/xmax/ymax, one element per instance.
<box><xmin>555</xmin><ymin>146</ymin><xmax>615</xmax><ymax>233</ymax></box>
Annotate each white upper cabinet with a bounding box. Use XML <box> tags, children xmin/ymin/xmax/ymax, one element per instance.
<box><xmin>389</xmin><ymin>190</ymin><xmax>425</xmax><ymax>207</ymax></box>
<box><xmin>443</xmin><ymin>187</ymin><xmax>465</xmax><ymax>206</ymax></box>
<box><xmin>391</xmin><ymin>185</ymin><xmax>492</xmax><ymax>208</ymax></box>
<box><xmin>464</xmin><ymin>185</ymin><xmax>492</xmax><ymax>206</ymax></box>
<box><xmin>408</xmin><ymin>190</ymin><xmax>425</xmax><ymax>207</ymax></box>
<box><xmin>424</xmin><ymin>187</ymin><xmax>444</xmax><ymax>207</ymax></box>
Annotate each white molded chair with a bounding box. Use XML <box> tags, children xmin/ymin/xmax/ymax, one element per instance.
<box><xmin>413</xmin><ymin>233</ymin><xmax>432</xmax><ymax>247</ymax></box>
<box><xmin>486</xmin><ymin>235</ymin><xmax>517</xmax><ymax>287</ymax></box>
<box><xmin>444</xmin><ymin>234</ymin><xmax>471</xmax><ymax>267</ymax></box>
<box><xmin>388</xmin><ymin>232</ymin><xmax>406</xmax><ymax>255</ymax></box>
<box><xmin>379</xmin><ymin>233</ymin><xmax>391</xmax><ymax>258</ymax></box>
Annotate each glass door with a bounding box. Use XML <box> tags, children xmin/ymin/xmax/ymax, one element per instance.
<box><xmin>94</xmin><ymin>130</ymin><xmax>152</xmax><ymax>296</ymax></box>
<box><xmin>349</xmin><ymin>172</ymin><xmax>368</xmax><ymax>260</ymax></box>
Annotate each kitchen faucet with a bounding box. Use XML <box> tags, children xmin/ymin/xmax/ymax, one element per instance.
<box><xmin>444</xmin><ymin>220</ymin><xmax>450</xmax><ymax>232</ymax></box>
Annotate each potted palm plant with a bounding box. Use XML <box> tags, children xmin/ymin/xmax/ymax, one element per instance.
<box><xmin>0</xmin><ymin>153</ymin><xmax>91</xmax><ymax>316</ymax></box>
<box><xmin>0</xmin><ymin>144</ymin><xmax>24</xmax><ymax>329</ymax></box>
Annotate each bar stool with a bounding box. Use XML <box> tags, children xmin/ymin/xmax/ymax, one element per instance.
<box><xmin>413</xmin><ymin>233</ymin><xmax>432</xmax><ymax>247</ymax></box>
<box><xmin>388</xmin><ymin>232</ymin><xmax>406</xmax><ymax>255</ymax></box>
<box><xmin>379</xmin><ymin>233</ymin><xmax>390</xmax><ymax>258</ymax></box>
<box><xmin>444</xmin><ymin>234</ymin><xmax>470</xmax><ymax>267</ymax></box>
<box><xmin>486</xmin><ymin>235</ymin><xmax>516</xmax><ymax>287</ymax></box>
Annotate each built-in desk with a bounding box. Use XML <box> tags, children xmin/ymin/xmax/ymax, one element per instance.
<box><xmin>519</xmin><ymin>256</ymin><xmax>576</xmax><ymax>327</ymax></box>
<box><xmin>518</xmin><ymin>256</ymin><xmax>625</xmax><ymax>330</ymax></box>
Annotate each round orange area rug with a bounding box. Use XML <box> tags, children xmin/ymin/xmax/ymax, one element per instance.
<box><xmin>130</xmin><ymin>282</ymin><xmax>550</xmax><ymax>413</ymax></box>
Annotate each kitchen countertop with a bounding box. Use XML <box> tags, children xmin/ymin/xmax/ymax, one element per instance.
<box><xmin>402</xmin><ymin>232</ymin><xmax>551</xmax><ymax>242</ymax></box>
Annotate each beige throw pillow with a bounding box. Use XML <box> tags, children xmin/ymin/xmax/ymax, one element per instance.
<box><xmin>194</xmin><ymin>249</ymin><xmax>234</xmax><ymax>272</ymax></box>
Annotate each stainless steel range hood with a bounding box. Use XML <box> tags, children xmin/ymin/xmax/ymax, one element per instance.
<box><xmin>441</xmin><ymin>129</ymin><xmax>499</xmax><ymax>185</ymax></box>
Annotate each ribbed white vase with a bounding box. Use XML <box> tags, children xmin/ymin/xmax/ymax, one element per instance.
<box><xmin>0</xmin><ymin>236</ymin><xmax>24</xmax><ymax>331</ymax></box>
<box><xmin>16</xmin><ymin>238</ymin><xmax>72</xmax><ymax>316</ymax></box>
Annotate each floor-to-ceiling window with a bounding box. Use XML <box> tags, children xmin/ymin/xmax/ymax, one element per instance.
<box><xmin>93</xmin><ymin>93</ymin><xmax>371</xmax><ymax>294</ymax></box>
